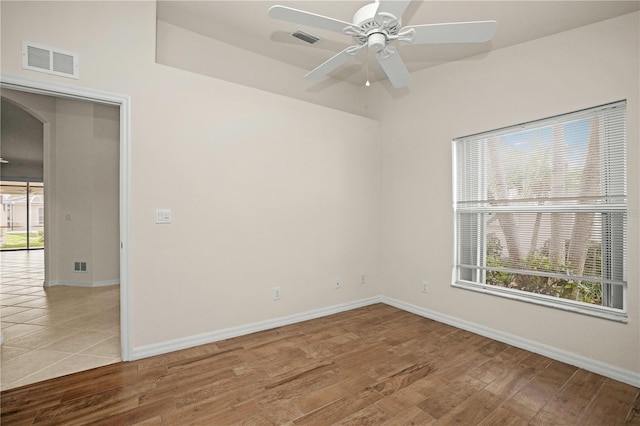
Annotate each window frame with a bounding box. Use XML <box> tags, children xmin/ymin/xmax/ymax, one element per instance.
<box><xmin>451</xmin><ymin>101</ymin><xmax>628</xmax><ymax>323</ymax></box>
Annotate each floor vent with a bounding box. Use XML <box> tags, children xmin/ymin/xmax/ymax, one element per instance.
<box><xmin>22</xmin><ymin>41</ymin><xmax>79</xmax><ymax>79</ymax></box>
<box><xmin>74</xmin><ymin>261</ymin><xmax>87</xmax><ymax>272</ymax></box>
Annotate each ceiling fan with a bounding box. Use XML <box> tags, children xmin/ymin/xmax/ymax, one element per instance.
<box><xmin>268</xmin><ymin>1</ymin><xmax>497</xmax><ymax>88</ymax></box>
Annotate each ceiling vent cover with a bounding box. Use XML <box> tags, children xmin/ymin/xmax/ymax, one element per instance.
<box><xmin>291</xmin><ymin>30</ymin><xmax>320</xmax><ymax>45</ymax></box>
<box><xmin>22</xmin><ymin>41</ymin><xmax>79</xmax><ymax>79</ymax></box>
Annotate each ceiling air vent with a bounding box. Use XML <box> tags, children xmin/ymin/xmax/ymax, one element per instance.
<box><xmin>290</xmin><ymin>30</ymin><xmax>320</xmax><ymax>45</ymax></box>
<box><xmin>22</xmin><ymin>41</ymin><xmax>79</xmax><ymax>79</ymax></box>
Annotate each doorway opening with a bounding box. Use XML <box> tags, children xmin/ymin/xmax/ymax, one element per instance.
<box><xmin>0</xmin><ymin>75</ymin><xmax>131</xmax><ymax>390</ymax></box>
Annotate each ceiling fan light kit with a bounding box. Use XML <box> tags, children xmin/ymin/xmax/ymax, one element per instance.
<box><xmin>269</xmin><ymin>1</ymin><xmax>497</xmax><ymax>88</ymax></box>
<box><xmin>367</xmin><ymin>33</ymin><xmax>387</xmax><ymax>52</ymax></box>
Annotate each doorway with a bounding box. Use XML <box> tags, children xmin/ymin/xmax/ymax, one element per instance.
<box><xmin>0</xmin><ymin>75</ymin><xmax>131</xmax><ymax>389</ymax></box>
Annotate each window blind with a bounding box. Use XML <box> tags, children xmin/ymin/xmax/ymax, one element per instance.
<box><xmin>453</xmin><ymin>101</ymin><xmax>627</xmax><ymax>315</ymax></box>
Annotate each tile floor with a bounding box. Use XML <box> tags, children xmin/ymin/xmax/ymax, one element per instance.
<box><xmin>0</xmin><ymin>250</ymin><xmax>120</xmax><ymax>391</ymax></box>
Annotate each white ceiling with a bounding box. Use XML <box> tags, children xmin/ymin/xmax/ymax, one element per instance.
<box><xmin>157</xmin><ymin>1</ymin><xmax>640</xmax><ymax>85</ymax></box>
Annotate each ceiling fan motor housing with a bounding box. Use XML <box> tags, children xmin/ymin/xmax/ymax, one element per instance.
<box><xmin>352</xmin><ymin>3</ymin><xmax>400</xmax><ymax>51</ymax></box>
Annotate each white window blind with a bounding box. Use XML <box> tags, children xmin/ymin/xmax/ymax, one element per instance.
<box><xmin>453</xmin><ymin>101</ymin><xmax>627</xmax><ymax>320</ymax></box>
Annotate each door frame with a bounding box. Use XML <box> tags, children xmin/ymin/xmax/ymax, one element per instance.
<box><xmin>1</xmin><ymin>73</ymin><xmax>132</xmax><ymax>361</ymax></box>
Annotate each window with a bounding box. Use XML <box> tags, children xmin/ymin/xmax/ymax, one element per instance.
<box><xmin>453</xmin><ymin>101</ymin><xmax>627</xmax><ymax>321</ymax></box>
<box><xmin>0</xmin><ymin>181</ymin><xmax>44</xmax><ymax>250</ymax></box>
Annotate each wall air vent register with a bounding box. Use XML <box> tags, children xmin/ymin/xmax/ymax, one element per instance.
<box><xmin>22</xmin><ymin>41</ymin><xmax>79</xmax><ymax>79</ymax></box>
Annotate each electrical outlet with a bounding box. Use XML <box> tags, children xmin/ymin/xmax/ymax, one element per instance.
<box><xmin>73</xmin><ymin>261</ymin><xmax>87</xmax><ymax>272</ymax></box>
<box><xmin>273</xmin><ymin>287</ymin><xmax>281</xmax><ymax>300</ymax></box>
<box><xmin>360</xmin><ymin>274</ymin><xmax>366</xmax><ymax>285</ymax></box>
<box><xmin>335</xmin><ymin>279</ymin><xmax>341</xmax><ymax>290</ymax></box>
<box><xmin>422</xmin><ymin>280</ymin><xmax>429</xmax><ymax>293</ymax></box>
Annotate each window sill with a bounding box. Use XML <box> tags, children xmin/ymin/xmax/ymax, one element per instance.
<box><xmin>452</xmin><ymin>280</ymin><xmax>628</xmax><ymax>323</ymax></box>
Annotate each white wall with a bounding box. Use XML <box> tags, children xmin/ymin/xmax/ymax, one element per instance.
<box><xmin>0</xmin><ymin>1</ymin><xmax>381</xmax><ymax>348</ymax></box>
<box><xmin>375</xmin><ymin>12</ymin><xmax>640</xmax><ymax>374</ymax></box>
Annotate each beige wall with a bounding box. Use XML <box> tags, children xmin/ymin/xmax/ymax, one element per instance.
<box><xmin>54</xmin><ymin>98</ymin><xmax>119</xmax><ymax>285</ymax></box>
<box><xmin>1</xmin><ymin>1</ymin><xmax>637</xmax><ymax>378</ymax></box>
<box><xmin>91</xmin><ymin>104</ymin><xmax>120</xmax><ymax>283</ymax></box>
<box><xmin>156</xmin><ymin>20</ymin><xmax>372</xmax><ymax>119</ymax></box>
<box><xmin>0</xmin><ymin>1</ymin><xmax>382</xmax><ymax>347</ymax></box>
<box><xmin>1</xmin><ymin>89</ymin><xmax>120</xmax><ymax>286</ymax></box>
<box><xmin>375</xmin><ymin>12</ymin><xmax>639</xmax><ymax>373</ymax></box>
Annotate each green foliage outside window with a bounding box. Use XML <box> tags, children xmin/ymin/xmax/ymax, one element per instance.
<box><xmin>486</xmin><ymin>233</ymin><xmax>603</xmax><ymax>305</ymax></box>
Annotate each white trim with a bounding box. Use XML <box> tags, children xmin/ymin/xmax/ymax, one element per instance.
<box><xmin>1</xmin><ymin>73</ymin><xmax>125</xmax><ymax>105</ymax></box>
<box><xmin>129</xmin><ymin>292</ymin><xmax>639</xmax><ymax>387</ymax></box>
<box><xmin>382</xmin><ymin>296</ymin><xmax>640</xmax><ymax>388</ymax></box>
<box><xmin>44</xmin><ymin>280</ymin><xmax>119</xmax><ymax>288</ymax></box>
<box><xmin>131</xmin><ymin>296</ymin><xmax>383</xmax><ymax>360</ymax></box>
<box><xmin>452</xmin><ymin>281</ymin><xmax>628</xmax><ymax>323</ymax></box>
<box><xmin>1</xmin><ymin>73</ymin><xmax>132</xmax><ymax>362</ymax></box>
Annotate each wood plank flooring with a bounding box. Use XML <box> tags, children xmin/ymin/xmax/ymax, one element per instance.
<box><xmin>2</xmin><ymin>303</ymin><xmax>639</xmax><ymax>425</ymax></box>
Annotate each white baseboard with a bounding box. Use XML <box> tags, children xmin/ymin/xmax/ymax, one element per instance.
<box><xmin>128</xmin><ymin>294</ymin><xmax>639</xmax><ymax>387</ymax></box>
<box><xmin>131</xmin><ymin>296</ymin><xmax>383</xmax><ymax>360</ymax></box>
<box><xmin>44</xmin><ymin>279</ymin><xmax>120</xmax><ymax>288</ymax></box>
<box><xmin>381</xmin><ymin>296</ymin><xmax>640</xmax><ymax>388</ymax></box>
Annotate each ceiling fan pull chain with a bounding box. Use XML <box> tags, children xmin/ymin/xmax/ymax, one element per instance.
<box><xmin>365</xmin><ymin>44</ymin><xmax>371</xmax><ymax>87</ymax></box>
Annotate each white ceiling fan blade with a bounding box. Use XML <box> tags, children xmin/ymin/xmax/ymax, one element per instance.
<box><xmin>375</xmin><ymin>0</ymin><xmax>411</xmax><ymax>20</ymax></box>
<box><xmin>403</xmin><ymin>21</ymin><xmax>497</xmax><ymax>44</ymax></box>
<box><xmin>376</xmin><ymin>46</ymin><xmax>411</xmax><ymax>88</ymax></box>
<box><xmin>305</xmin><ymin>45</ymin><xmax>364</xmax><ymax>80</ymax></box>
<box><xmin>268</xmin><ymin>5</ymin><xmax>355</xmax><ymax>35</ymax></box>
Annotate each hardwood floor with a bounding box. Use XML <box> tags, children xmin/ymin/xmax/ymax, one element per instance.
<box><xmin>1</xmin><ymin>303</ymin><xmax>639</xmax><ymax>425</ymax></box>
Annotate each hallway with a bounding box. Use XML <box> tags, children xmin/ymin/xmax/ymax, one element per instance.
<box><xmin>0</xmin><ymin>250</ymin><xmax>120</xmax><ymax>390</ymax></box>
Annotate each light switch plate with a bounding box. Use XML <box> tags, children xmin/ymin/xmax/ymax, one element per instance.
<box><xmin>155</xmin><ymin>209</ymin><xmax>171</xmax><ymax>224</ymax></box>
